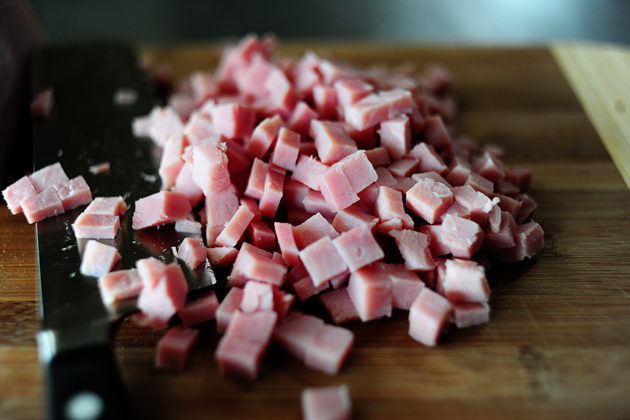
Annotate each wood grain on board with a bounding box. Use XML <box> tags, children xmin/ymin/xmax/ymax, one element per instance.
<box><xmin>1</xmin><ymin>43</ymin><xmax>630</xmax><ymax>420</ymax></box>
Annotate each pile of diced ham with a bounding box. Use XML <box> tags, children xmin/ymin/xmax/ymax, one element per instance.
<box><xmin>125</xmin><ymin>34</ymin><xmax>545</xmax><ymax>380</ymax></box>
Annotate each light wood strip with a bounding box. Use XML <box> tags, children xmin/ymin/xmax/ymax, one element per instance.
<box><xmin>551</xmin><ymin>42</ymin><xmax>630</xmax><ymax>190</ymax></box>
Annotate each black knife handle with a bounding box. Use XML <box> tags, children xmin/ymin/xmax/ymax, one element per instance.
<box><xmin>46</xmin><ymin>344</ymin><xmax>135</xmax><ymax>420</ymax></box>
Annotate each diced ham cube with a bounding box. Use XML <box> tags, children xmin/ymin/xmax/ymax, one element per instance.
<box><xmin>184</xmin><ymin>110</ymin><xmax>217</xmax><ymax>144</ymax></box>
<box><xmin>465</xmin><ymin>172</ymin><xmax>494</xmax><ymax>195</ymax></box>
<box><xmin>395</xmin><ymin>177</ymin><xmax>416</xmax><ymax>193</ymax></box>
<box><xmin>422</xmin><ymin>115</ymin><xmax>452</xmax><ymax>153</ymax></box>
<box><xmin>304</xmin><ymin>324</ymin><xmax>354</xmax><ymax>375</ymax></box>
<box><xmin>273</xmin><ymin>311</ymin><xmax>324</xmax><ymax>360</ymax></box>
<box><xmin>299</xmin><ymin>236</ymin><xmax>349</xmax><ymax>287</ymax></box>
<box><xmin>407</xmin><ymin>142</ymin><xmax>448</xmax><ymax>175</ymax></box>
<box><xmin>334</xmin><ymin>78</ymin><xmax>374</xmax><ymax>107</ymax></box>
<box><xmin>505</xmin><ymin>166</ymin><xmax>532</xmax><ymax>193</ymax></box>
<box><xmin>241</xmin><ymin>281</ymin><xmax>275</xmax><ymax>313</ymax></box>
<box><xmin>473</xmin><ymin>152</ymin><xmax>505</xmax><ymax>183</ymax></box>
<box><xmin>178</xmin><ymin>290</ymin><xmax>220</xmax><ymax>326</ymax></box>
<box><xmin>226</xmin><ymin>310</ymin><xmax>278</xmax><ymax>351</ymax></box>
<box><xmin>79</xmin><ymin>240</ymin><xmax>121</xmax><ymax>277</ymax></box>
<box><xmin>205</xmin><ymin>185</ymin><xmax>240</xmax><ymax>246</ymax></box>
<box><xmin>275</xmin><ymin>222</ymin><xmax>301</xmax><ymax>266</ymax></box>
<box><xmin>177</xmin><ymin>237</ymin><xmax>207</xmax><ymax>270</ymax></box>
<box><xmin>224</xmin><ymin>139</ymin><xmax>252</xmax><ymax>174</ymax></box>
<box><xmin>293</xmin><ymin>213</ymin><xmax>339</xmax><ymax>249</ymax></box>
<box><xmin>379</xmin><ymin>116</ymin><xmax>411</xmax><ymax>160</ymax></box>
<box><xmin>451</xmin><ymin>301</ymin><xmax>490</xmax><ymax>328</ymax></box>
<box><xmin>189</xmin><ymin>71</ymin><xmax>218</xmax><ymax>105</ymax></box>
<box><xmin>247</xmin><ymin>220</ymin><xmax>277</xmax><ymax>252</ymax></box>
<box><xmin>136</xmin><ymin>258</ymin><xmax>188</xmax><ymax>329</ymax></box>
<box><xmin>229</xmin><ymin>243</ymin><xmax>287</xmax><ymax>287</ymax></box>
<box><xmin>319</xmin><ymin>287</ymin><xmax>361</xmax><ymax>325</ymax></box>
<box><xmin>443</xmin><ymin>258</ymin><xmax>490</xmax><ymax>303</ymax></box>
<box><xmin>292</xmin><ymin>155</ymin><xmax>330</xmax><ymax>191</ymax></box>
<box><xmin>210</xmin><ymin>102</ymin><xmax>256</xmax><ymax>140</ymax></box>
<box><xmin>516</xmin><ymin>193</ymin><xmax>538</xmax><ymax>224</ymax></box>
<box><xmin>419</xmin><ymin>225</ymin><xmax>451</xmax><ymax>256</ymax></box>
<box><xmin>441</xmin><ymin>214</ymin><xmax>485</xmax><ymax>259</ymax></box>
<box><xmin>97</xmin><ymin>269</ymin><xmax>143</xmax><ymax>305</ymax></box>
<box><xmin>445</xmin><ymin>157</ymin><xmax>472</xmax><ymax>187</ymax></box>
<box><xmin>294</xmin><ymin>276</ymin><xmax>330</xmax><ymax>301</ymax></box>
<box><xmin>375</xmin><ymin>186</ymin><xmax>413</xmax><ymax>230</ymax></box>
<box><xmin>216</xmin><ymin>287</ymin><xmax>244</xmax><ymax>333</ymax></box>
<box><xmin>334</xmin><ymin>150</ymin><xmax>378</xmax><ymax>194</ymax></box>
<box><xmin>332</xmin><ymin>205</ymin><xmax>378</xmax><ymax>234</ymax></box>
<box><xmin>29</xmin><ymin>162</ymin><xmax>69</xmax><ymax>193</ymax></box>
<box><xmin>52</xmin><ymin>176</ymin><xmax>92</xmax><ymax>212</ymax></box>
<box><xmin>245</xmin><ymin>158</ymin><xmax>269</xmax><ymax>199</ymax></box>
<box><xmin>84</xmin><ymin>196</ymin><xmax>128</xmax><ymax>216</ymax></box>
<box><xmin>493</xmin><ymin>221</ymin><xmax>544</xmax><ymax>263</ymax></box>
<box><xmin>173</xmin><ymin>162</ymin><xmax>204</xmax><ymax>208</ymax></box>
<box><xmin>190</xmin><ymin>137</ymin><xmax>232</xmax><ymax>194</ymax></box>
<box><xmin>310</xmin><ymin>120</ymin><xmax>358</xmax><ymax>165</ymax></box>
<box><xmin>383</xmin><ymin>264</ymin><xmax>425</xmax><ymax>310</ymax></box>
<box><xmin>159</xmin><ymin>135</ymin><xmax>187</xmax><ymax>189</ymax></box>
<box><xmin>317</xmin><ymin>166</ymin><xmax>359</xmax><ymax>212</ymax></box>
<box><xmin>246</xmin><ymin>115</ymin><xmax>284</xmax><ymax>159</ymax></box>
<box><xmin>174</xmin><ymin>218</ymin><xmax>202</xmax><ymax>235</ymax></box>
<box><xmin>31</xmin><ymin>88</ymin><xmax>54</xmax><ymax>118</ymax></box>
<box><xmin>332</xmin><ymin>224</ymin><xmax>384</xmax><ymax>272</ymax></box>
<box><xmin>132</xmin><ymin>191</ymin><xmax>192</xmax><ymax>230</ymax></box>
<box><xmin>271</xmin><ymin>127</ymin><xmax>300</xmax><ymax>171</ymax></box>
<box><xmin>155</xmin><ymin>325</ymin><xmax>199</xmax><ymax>371</ymax></box>
<box><xmin>215</xmin><ymin>205</ymin><xmax>255</xmax><ymax>248</ymax></box>
<box><xmin>303</xmin><ymin>190</ymin><xmax>335</xmax><ymax>218</ymax></box>
<box><xmin>356</xmin><ymin>183</ymin><xmax>379</xmax><ymax>210</ymax></box>
<box><xmin>343</xmin><ymin>89</ymin><xmax>413</xmax><ymax>131</ymax></box>
<box><xmin>391</xmin><ymin>229</ymin><xmax>436</xmax><ymax>271</ymax></box>
<box><xmin>215</xmin><ymin>334</ymin><xmax>266</xmax><ymax>380</ymax></box>
<box><xmin>2</xmin><ymin>176</ymin><xmax>37</xmax><ymax>214</ymax></box>
<box><xmin>483</xmin><ymin>211</ymin><xmax>517</xmax><ymax>250</ymax></box>
<box><xmin>408</xmin><ymin>288</ymin><xmax>452</xmax><ymax>347</ymax></box>
<box><xmin>364</xmin><ymin>147</ymin><xmax>392</xmax><ymax>168</ymax></box>
<box><xmin>301</xmin><ymin>385</ymin><xmax>352</xmax><ymax>420</ymax></box>
<box><xmin>207</xmin><ymin>246</ymin><xmax>239</xmax><ymax>269</ymax></box>
<box><xmin>387</xmin><ymin>158</ymin><xmax>418</xmax><ymax>178</ymax></box>
<box><xmin>146</xmin><ymin>106</ymin><xmax>185</xmax><ymax>147</ymax></box>
<box><xmin>259</xmin><ymin>166</ymin><xmax>285</xmax><ymax>218</ymax></box>
<box><xmin>405</xmin><ymin>178</ymin><xmax>453</xmax><ymax>224</ymax></box>
<box><xmin>20</xmin><ymin>188</ymin><xmax>65</xmax><ymax>224</ymax></box>
<box><xmin>411</xmin><ymin>171</ymin><xmax>452</xmax><ymax>188</ymax></box>
<box><xmin>72</xmin><ymin>213</ymin><xmax>120</xmax><ymax>239</ymax></box>
<box><xmin>313</xmin><ymin>84</ymin><xmax>339</xmax><ymax>120</ymax></box>
<box><xmin>287</xmin><ymin>101</ymin><xmax>319</xmax><ymax>135</ymax></box>
<box><xmin>347</xmin><ymin>263</ymin><xmax>393</xmax><ymax>321</ymax></box>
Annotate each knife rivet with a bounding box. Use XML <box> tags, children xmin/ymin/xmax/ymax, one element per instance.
<box><xmin>64</xmin><ymin>391</ymin><xmax>104</xmax><ymax>420</ymax></box>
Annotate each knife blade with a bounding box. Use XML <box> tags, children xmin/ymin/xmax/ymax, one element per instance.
<box><xmin>32</xmin><ymin>43</ymin><xmax>216</xmax><ymax>420</ymax></box>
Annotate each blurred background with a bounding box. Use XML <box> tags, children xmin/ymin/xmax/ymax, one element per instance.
<box><xmin>26</xmin><ymin>0</ymin><xmax>630</xmax><ymax>45</ymax></box>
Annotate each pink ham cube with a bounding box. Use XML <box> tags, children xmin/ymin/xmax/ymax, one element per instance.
<box><xmin>132</xmin><ymin>191</ymin><xmax>192</xmax><ymax>230</ymax></box>
<box><xmin>204</xmin><ymin>185</ymin><xmax>240</xmax><ymax>246</ymax></box>
<box><xmin>292</xmin><ymin>155</ymin><xmax>330</xmax><ymax>191</ymax></box>
<box><xmin>246</xmin><ymin>114</ymin><xmax>284</xmax><ymax>159</ymax></box>
<box><xmin>347</xmin><ymin>263</ymin><xmax>392</xmax><ymax>322</ymax></box>
<box><xmin>317</xmin><ymin>166</ymin><xmax>359</xmax><ymax>212</ymax></box>
<box><xmin>241</xmin><ymin>281</ymin><xmax>275</xmax><ymax>313</ymax></box>
<box><xmin>364</xmin><ymin>147</ymin><xmax>392</xmax><ymax>168</ymax></box>
<box><xmin>343</xmin><ymin>89</ymin><xmax>413</xmax><ymax>131</ymax></box>
<box><xmin>158</xmin><ymin>135</ymin><xmax>187</xmax><ymax>189</ymax></box>
<box><xmin>207</xmin><ymin>246</ymin><xmax>239</xmax><ymax>268</ymax></box>
<box><xmin>72</xmin><ymin>213</ymin><xmax>120</xmax><ymax>239</ymax></box>
<box><xmin>407</xmin><ymin>142</ymin><xmax>448</xmax><ymax>175</ymax></box>
<box><xmin>20</xmin><ymin>188</ymin><xmax>65</xmax><ymax>224</ymax></box>
<box><xmin>304</xmin><ymin>324</ymin><xmax>354</xmax><ymax>375</ymax></box>
<box><xmin>259</xmin><ymin>166</ymin><xmax>285</xmax><ymax>218</ymax></box>
<box><xmin>2</xmin><ymin>176</ymin><xmax>37</xmax><ymax>214</ymax></box>
<box><xmin>408</xmin><ymin>288</ymin><xmax>452</xmax><ymax>347</ymax></box>
<box><xmin>331</xmin><ymin>205</ymin><xmax>379</xmax><ymax>234</ymax></box>
<box><xmin>375</xmin><ymin>186</ymin><xmax>414</xmax><ymax>230</ymax></box>
<box><xmin>215</xmin><ymin>205</ymin><xmax>255</xmax><ymax>248</ymax></box>
<box><xmin>309</xmin><ymin>120</ymin><xmax>358</xmax><ymax>165</ymax></box>
<box><xmin>390</xmin><ymin>229</ymin><xmax>436</xmax><ymax>271</ymax></box>
<box><xmin>294</xmin><ymin>276</ymin><xmax>330</xmax><ymax>301</ymax></box>
<box><xmin>287</xmin><ymin>101</ymin><xmax>319</xmax><ymax>135</ymax></box>
<box><xmin>332</xmin><ymin>224</ymin><xmax>384</xmax><ymax>272</ymax></box>
<box><xmin>136</xmin><ymin>258</ymin><xmax>188</xmax><ymax>329</ymax></box>
<box><xmin>215</xmin><ymin>334</ymin><xmax>266</xmax><ymax>380</ymax></box>
<box><xmin>334</xmin><ymin>78</ymin><xmax>374</xmax><ymax>107</ymax></box>
<box><xmin>445</xmin><ymin>157</ymin><xmax>472</xmax><ymax>187</ymax></box>
<box><xmin>313</xmin><ymin>84</ymin><xmax>339</xmax><ymax>120</ymax></box>
<box><xmin>210</xmin><ymin>102</ymin><xmax>256</xmax><ymax>140</ymax></box>
<box><xmin>443</xmin><ymin>258</ymin><xmax>490</xmax><ymax>303</ymax></box>
<box><xmin>387</xmin><ymin>158</ymin><xmax>419</xmax><ymax>178</ymax></box>
<box><xmin>271</xmin><ymin>127</ymin><xmax>300</xmax><ymax>171</ymax></box>
<box><xmin>319</xmin><ymin>287</ymin><xmax>361</xmax><ymax>325</ymax></box>
<box><xmin>190</xmin><ymin>137</ymin><xmax>232</xmax><ymax>194</ymax></box>
<box><xmin>215</xmin><ymin>287</ymin><xmax>244</xmax><ymax>333</ymax></box>
<box><xmin>299</xmin><ymin>236</ymin><xmax>349</xmax><ymax>287</ymax></box>
<box><xmin>225</xmin><ymin>309</ymin><xmax>278</xmax><ymax>350</ymax></box>
<box><xmin>155</xmin><ymin>325</ymin><xmax>199</xmax><ymax>371</ymax></box>
<box><xmin>451</xmin><ymin>301</ymin><xmax>490</xmax><ymax>328</ymax></box>
<box><xmin>97</xmin><ymin>269</ymin><xmax>143</xmax><ymax>305</ymax></box>
<box><xmin>84</xmin><ymin>196</ymin><xmax>128</xmax><ymax>216</ymax></box>
<box><xmin>247</xmin><ymin>220</ymin><xmax>277</xmax><ymax>252</ymax></box>
<box><xmin>173</xmin><ymin>162</ymin><xmax>204</xmax><ymax>208</ymax></box>
<box><xmin>405</xmin><ymin>178</ymin><xmax>453</xmax><ymax>224</ymax></box>
<box><xmin>493</xmin><ymin>221</ymin><xmax>545</xmax><ymax>263</ymax></box>
<box><xmin>465</xmin><ymin>172</ymin><xmax>494</xmax><ymax>195</ymax></box>
<box><xmin>79</xmin><ymin>240</ymin><xmax>121</xmax><ymax>277</ymax></box>
<box><xmin>29</xmin><ymin>162</ymin><xmax>69</xmax><ymax>192</ymax></box>
<box><xmin>384</xmin><ymin>264</ymin><xmax>425</xmax><ymax>310</ymax></box>
<box><xmin>473</xmin><ymin>152</ymin><xmax>505</xmax><ymax>183</ymax></box>
<box><xmin>441</xmin><ymin>214</ymin><xmax>485</xmax><ymax>259</ymax></box>
<box><xmin>273</xmin><ymin>288</ymin><xmax>295</xmax><ymax>322</ymax></box>
<box><xmin>52</xmin><ymin>176</ymin><xmax>92</xmax><ymax>211</ymax></box>
<box><xmin>275</xmin><ymin>222</ymin><xmax>301</xmax><ymax>266</ymax></box>
<box><xmin>334</xmin><ymin>150</ymin><xmax>378</xmax><ymax>194</ymax></box>
<box><xmin>379</xmin><ymin>116</ymin><xmax>411</xmax><ymax>160</ymax></box>
<box><xmin>273</xmin><ymin>311</ymin><xmax>325</xmax><ymax>360</ymax></box>
<box><xmin>178</xmin><ymin>290</ymin><xmax>220</xmax><ymax>327</ymax></box>
<box><xmin>301</xmin><ymin>385</ymin><xmax>352</xmax><ymax>420</ymax></box>
<box><xmin>244</xmin><ymin>158</ymin><xmax>269</xmax><ymax>199</ymax></box>
<box><xmin>229</xmin><ymin>243</ymin><xmax>287</xmax><ymax>287</ymax></box>
<box><xmin>293</xmin><ymin>213</ymin><xmax>339</xmax><ymax>249</ymax></box>
<box><xmin>146</xmin><ymin>106</ymin><xmax>185</xmax><ymax>147</ymax></box>
<box><xmin>177</xmin><ymin>237</ymin><xmax>207</xmax><ymax>269</ymax></box>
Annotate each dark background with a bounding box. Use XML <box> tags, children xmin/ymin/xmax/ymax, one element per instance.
<box><xmin>28</xmin><ymin>0</ymin><xmax>630</xmax><ymax>45</ymax></box>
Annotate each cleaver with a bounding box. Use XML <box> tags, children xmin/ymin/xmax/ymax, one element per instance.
<box><xmin>32</xmin><ymin>44</ymin><xmax>216</xmax><ymax>420</ymax></box>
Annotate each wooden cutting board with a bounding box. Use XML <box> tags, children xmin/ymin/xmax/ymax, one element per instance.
<box><xmin>2</xmin><ymin>43</ymin><xmax>630</xmax><ymax>420</ymax></box>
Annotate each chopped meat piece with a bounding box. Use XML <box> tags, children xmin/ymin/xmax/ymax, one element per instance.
<box><xmin>215</xmin><ymin>334</ymin><xmax>265</xmax><ymax>380</ymax></box>
<box><xmin>375</xmin><ymin>186</ymin><xmax>414</xmax><ymax>230</ymax></box>
<box><xmin>332</xmin><ymin>224</ymin><xmax>384</xmax><ymax>272</ymax></box>
<box><xmin>215</xmin><ymin>205</ymin><xmax>255</xmax><ymax>248</ymax></box>
<box><xmin>29</xmin><ymin>162</ymin><xmax>69</xmax><ymax>192</ymax></box>
<box><xmin>473</xmin><ymin>152</ymin><xmax>505</xmax><ymax>183</ymax></box>
<box><xmin>301</xmin><ymin>385</ymin><xmax>352</xmax><ymax>420</ymax></box>
<box><xmin>343</xmin><ymin>89</ymin><xmax>413</xmax><ymax>131</ymax></box>
<box><xmin>505</xmin><ymin>166</ymin><xmax>532</xmax><ymax>193</ymax></box>
<box><xmin>319</xmin><ymin>287</ymin><xmax>361</xmax><ymax>324</ymax></box>
<box><xmin>207</xmin><ymin>246</ymin><xmax>239</xmax><ymax>268</ymax></box>
<box><xmin>310</xmin><ymin>120</ymin><xmax>358</xmax><ymax>165</ymax></box>
<box><xmin>132</xmin><ymin>191</ymin><xmax>192</xmax><ymax>230</ymax></box>
<box><xmin>229</xmin><ymin>243</ymin><xmax>287</xmax><ymax>287</ymax></box>
<box><xmin>259</xmin><ymin>166</ymin><xmax>285</xmax><ymax>218</ymax></box>
<box><xmin>84</xmin><ymin>196</ymin><xmax>128</xmax><ymax>216</ymax></box>
<box><xmin>411</xmin><ymin>171</ymin><xmax>452</xmax><ymax>188</ymax></box>
<box><xmin>53</xmin><ymin>176</ymin><xmax>92</xmax><ymax>211</ymax></box>
<box><xmin>385</xmin><ymin>264</ymin><xmax>425</xmax><ymax>310</ymax></box>
<box><xmin>190</xmin><ymin>137</ymin><xmax>232</xmax><ymax>194</ymax></box>
<box><xmin>331</xmin><ymin>205</ymin><xmax>378</xmax><ymax>234</ymax></box>
<box><xmin>317</xmin><ymin>166</ymin><xmax>359</xmax><ymax>212</ymax></box>
<box><xmin>300</xmin><ymin>236</ymin><xmax>349</xmax><ymax>287</ymax></box>
<box><xmin>288</xmin><ymin>101</ymin><xmax>319</xmax><ymax>135</ymax></box>
<box><xmin>423</xmin><ymin>115</ymin><xmax>452</xmax><ymax>153</ymax></box>
<box><xmin>390</xmin><ymin>229</ymin><xmax>436</xmax><ymax>271</ymax></box>
<box><xmin>271</xmin><ymin>127</ymin><xmax>300</xmax><ymax>171</ymax></box>
<box><xmin>334</xmin><ymin>78</ymin><xmax>374</xmax><ymax>107</ymax></box>
<box><xmin>72</xmin><ymin>213</ymin><xmax>120</xmax><ymax>239</ymax></box>
<box><xmin>443</xmin><ymin>259</ymin><xmax>490</xmax><ymax>303</ymax></box>
<box><xmin>204</xmin><ymin>185</ymin><xmax>240</xmax><ymax>246</ymax></box>
<box><xmin>241</xmin><ymin>281</ymin><xmax>275</xmax><ymax>313</ymax></box>
<box><xmin>159</xmin><ymin>135</ymin><xmax>187</xmax><ymax>189</ymax></box>
<box><xmin>173</xmin><ymin>162</ymin><xmax>204</xmax><ymax>208</ymax></box>
<box><xmin>226</xmin><ymin>309</ymin><xmax>278</xmax><ymax>349</ymax></box>
<box><xmin>313</xmin><ymin>84</ymin><xmax>339</xmax><ymax>120</ymax></box>
<box><xmin>305</xmin><ymin>324</ymin><xmax>354</xmax><ymax>375</ymax></box>
<box><xmin>451</xmin><ymin>301</ymin><xmax>490</xmax><ymax>328</ymax></box>
<box><xmin>247</xmin><ymin>220</ymin><xmax>277</xmax><ymax>252</ymax></box>
<box><xmin>407</xmin><ymin>142</ymin><xmax>448</xmax><ymax>175</ymax></box>
<box><xmin>79</xmin><ymin>240</ymin><xmax>121</xmax><ymax>277</ymax></box>
<box><xmin>244</xmin><ymin>158</ymin><xmax>269</xmax><ymax>199</ymax></box>
<box><xmin>445</xmin><ymin>157</ymin><xmax>472</xmax><ymax>187</ymax></box>
<box><xmin>441</xmin><ymin>214</ymin><xmax>484</xmax><ymax>259</ymax></box>
<box><xmin>246</xmin><ymin>115</ymin><xmax>284</xmax><ymax>159</ymax></box>
<box><xmin>215</xmin><ymin>287</ymin><xmax>244</xmax><ymax>333</ymax></box>
<box><xmin>89</xmin><ymin>162</ymin><xmax>111</xmax><ymax>175</ymax></box>
<box><xmin>174</xmin><ymin>218</ymin><xmax>202</xmax><ymax>235</ymax></box>
<box><xmin>210</xmin><ymin>102</ymin><xmax>256</xmax><ymax>140</ymax></box>
<box><xmin>146</xmin><ymin>106</ymin><xmax>185</xmax><ymax>147</ymax></box>
<box><xmin>408</xmin><ymin>288</ymin><xmax>452</xmax><ymax>347</ymax></box>
<box><xmin>292</xmin><ymin>155</ymin><xmax>330</xmax><ymax>191</ymax></box>
<box><xmin>177</xmin><ymin>237</ymin><xmax>207</xmax><ymax>269</ymax></box>
<box><xmin>2</xmin><ymin>176</ymin><xmax>37</xmax><ymax>214</ymax></box>
<box><xmin>387</xmin><ymin>158</ymin><xmax>418</xmax><ymax>178</ymax></box>
<box><xmin>178</xmin><ymin>290</ymin><xmax>220</xmax><ymax>326</ymax></box>
<box><xmin>364</xmin><ymin>147</ymin><xmax>392</xmax><ymax>168</ymax></box>
<box><xmin>465</xmin><ymin>172</ymin><xmax>494</xmax><ymax>195</ymax></box>
<box><xmin>493</xmin><ymin>221</ymin><xmax>544</xmax><ymax>263</ymax></box>
<box><xmin>293</xmin><ymin>213</ymin><xmax>339</xmax><ymax>249</ymax></box>
<box><xmin>275</xmin><ymin>222</ymin><xmax>301</xmax><ymax>266</ymax></box>
<box><xmin>405</xmin><ymin>178</ymin><xmax>453</xmax><ymax>224</ymax></box>
<box><xmin>379</xmin><ymin>116</ymin><xmax>411</xmax><ymax>160</ymax></box>
<box><xmin>98</xmin><ymin>269</ymin><xmax>143</xmax><ymax>305</ymax></box>
<box><xmin>347</xmin><ymin>263</ymin><xmax>393</xmax><ymax>322</ymax></box>
<box><xmin>136</xmin><ymin>258</ymin><xmax>188</xmax><ymax>329</ymax></box>
<box><xmin>294</xmin><ymin>276</ymin><xmax>330</xmax><ymax>301</ymax></box>
<box><xmin>516</xmin><ymin>193</ymin><xmax>538</xmax><ymax>224</ymax></box>
<box><xmin>155</xmin><ymin>325</ymin><xmax>199</xmax><ymax>371</ymax></box>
